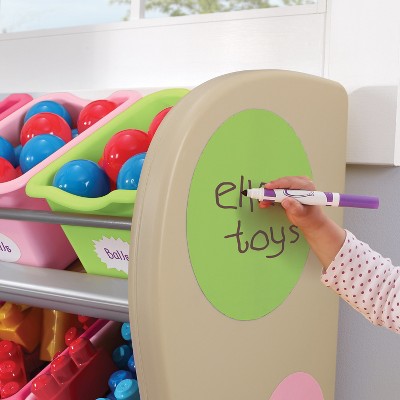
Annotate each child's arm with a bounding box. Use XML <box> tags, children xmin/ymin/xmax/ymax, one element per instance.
<box><xmin>324</xmin><ymin>231</ymin><xmax>400</xmax><ymax>333</ymax></box>
<box><xmin>259</xmin><ymin>176</ymin><xmax>346</xmax><ymax>271</ymax></box>
<box><xmin>261</xmin><ymin>176</ymin><xmax>400</xmax><ymax>334</ymax></box>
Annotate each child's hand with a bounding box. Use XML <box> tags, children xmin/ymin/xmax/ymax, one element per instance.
<box><xmin>259</xmin><ymin>176</ymin><xmax>327</xmax><ymax>234</ymax></box>
<box><xmin>259</xmin><ymin>176</ymin><xmax>346</xmax><ymax>270</ymax></box>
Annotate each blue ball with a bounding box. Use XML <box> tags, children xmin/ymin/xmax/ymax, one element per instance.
<box><xmin>116</xmin><ymin>152</ymin><xmax>146</xmax><ymax>190</ymax></box>
<box><xmin>14</xmin><ymin>145</ymin><xmax>22</xmax><ymax>167</ymax></box>
<box><xmin>53</xmin><ymin>159</ymin><xmax>110</xmax><ymax>198</ymax></box>
<box><xmin>24</xmin><ymin>100</ymin><xmax>73</xmax><ymax>127</ymax></box>
<box><xmin>0</xmin><ymin>137</ymin><xmax>17</xmax><ymax>167</ymax></box>
<box><xmin>114</xmin><ymin>379</ymin><xmax>139</xmax><ymax>400</ymax></box>
<box><xmin>127</xmin><ymin>354</ymin><xmax>136</xmax><ymax>377</ymax></box>
<box><xmin>108</xmin><ymin>370</ymin><xmax>133</xmax><ymax>392</ymax></box>
<box><xmin>72</xmin><ymin>128</ymin><xmax>79</xmax><ymax>139</ymax></box>
<box><xmin>20</xmin><ymin>134</ymin><xmax>65</xmax><ymax>173</ymax></box>
<box><xmin>121</xmin><ymin>322</ymin><xmax>131</xmax><ymax>342</ymax></box>
<box><xmin>112</xmin><ymin>344</ymin><xmax>133</xmax><ymax>369</ymax></box>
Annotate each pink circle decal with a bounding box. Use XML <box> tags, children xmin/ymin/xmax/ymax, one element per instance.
<box><xmin>269</xmin><ymin>372</ymin><xmax>324</xmax><ymax>400</ymax></box>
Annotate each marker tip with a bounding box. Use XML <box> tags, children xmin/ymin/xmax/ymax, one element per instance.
<box><xmin>241</xmin><ymin>190</ymin><xmax>248</xmax><ymax>196</ymax></box>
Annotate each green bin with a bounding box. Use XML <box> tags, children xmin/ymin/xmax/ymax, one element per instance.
<box><xmin>26</xmin><ymin>89</ymin><xmax>189</xmax><ymax>278</ymax></box>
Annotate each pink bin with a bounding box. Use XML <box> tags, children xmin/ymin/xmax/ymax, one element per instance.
<box><xmin>0</xmin><ymin>94</ymin><xmax>33</xmax><ymax>121</ymax></box>
<box><xmin>0</xmin><ymin>91</ymin><xmax>141</xmax><ymax>269</ymax></box>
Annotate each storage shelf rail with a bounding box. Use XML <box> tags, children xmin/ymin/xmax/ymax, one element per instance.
<box><xmin>0</xmin><ymin>209</ymin><xmax>131</xmax><ymax>322</ymax></box>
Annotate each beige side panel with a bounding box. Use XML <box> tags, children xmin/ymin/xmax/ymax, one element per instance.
<box><xmin>129</xmin><ymin>70</ymin><xmax>347</xmax><ymax>400</ymax></box>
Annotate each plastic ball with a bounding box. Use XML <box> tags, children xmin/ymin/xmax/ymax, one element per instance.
<box><xmin>13</xmin><ymin>145</ymin><xmax>22</xmax><ymax>166</ymax></box>
<box><xmin>15</xmin><ymin>167</ymin><xmax>22</xmax><ymax>178</ymax></box>
<box><xmin>103</xmin><ymin>129</ymin><xmax>150</xmax><ymax>183</ymax></box>
<box><xmin>52</xmin><ymin>159</ymin><xmax>110</xmax><ymax>198</ymax></box>
<box><xmin>108</xmin><ymin>370</ymin><xmax>133</xmax><ymax>392</ymax></box>
<box><xmin>77</xmin><ymin>100</ymin><xmax>117</xmax><ymax>133</ymax></box>
<box><xmin>127</xmin><ymin>354</ymin><xmax>136</xmax><ymax>376</ymax></box>
<box><xmin>148</xmin><ymin>106</ymin><xmax>172</xmax><ymax>141</ymax></box>
<box><xmin>116</xmin><ymin>153</ymin><xmax>146</xmax><ymax>190</ymax></box>
<box><xmin>20</xmin><ymin>112</ymin><xmax>72</xmax><ymax>146</ymax></box>
<box><xmin>112</xmin><ymin>344</ymin><xmax>133</xmax><ymax>370</ymax></box>
<box><xmin>0</xmin><ymin>137</ymin><xmax>17</xmax><ymax>167</ymax></box>
<box><xmin>19</xmin><ymin>134</ymin><xmax>65</xmax><ymax>173</ymax></box>
<box><xmin>114</xmin><ymin>379</ymin><xmax>139</xmax><ymax>400</ymax></box>
<box><xmin>24</xmin><ymin>100</ymin><xmax>73</xmax><ymax>127</ymax></box>
<box><xmin>71</xmin><ymin>128</ymin><xmax>79</xmax><ymax>139</ymax></box>
<box><xmin>0</xmin><ymin>158</ymin><xmax>18</xmax><ymax>183</ymax></box>
<box><xmin>121</xmin><ymin>322</ymin><xmax>131</xmax><ymax>342</ymax></box>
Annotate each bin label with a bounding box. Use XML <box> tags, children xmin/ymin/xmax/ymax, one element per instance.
<box><xmin>93</xmin><ymin>236</ymin><xmax>129</xmax><ymax>274</ymax></box>
<box><xmin>0</xmin><ymin>233</ymin><xmax>21</xmax><ymax>262</ymax></box>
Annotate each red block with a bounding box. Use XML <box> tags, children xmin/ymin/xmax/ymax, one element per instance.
<box><xmin>31</xmin><ymin>337</ymin><xmax>117</xmax><ymax>400</ymax></box>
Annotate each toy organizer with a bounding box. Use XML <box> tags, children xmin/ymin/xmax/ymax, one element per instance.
<box><xmin>27</xmin><ymin>89</ymin><xmax>189</xmax><ymax>279</ymax></box>
<box><xmin>0</xmin><ymin>70</ymin><xmax>347</xmax><ymax>399</ymax></box>
<box><xmin>129</xmin><ymin>70</ymin><xmax>348</xmax><ymax>400</ymax></box>
<box><xmin>0</xmin><ymin>90</ymin><xmax>141</xmax><ymax>269</ymax></box>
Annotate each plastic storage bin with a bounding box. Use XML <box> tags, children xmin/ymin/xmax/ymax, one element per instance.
<box><xmin>0</xmin><ymin>90</ymin><xmax>141</xmax><ymax>269</ymax></box>
<box><xmin>0</xmin><ymin>94</ymin><xmax>33</xmax><ymax>121</ymax></box>
<box><xmin>27</xmin><ymin>88</ymin><xmax>189</xmax><ymax>278</ymax></box>
<box><xmin>7</xmin><ymin>318</ymin><xmax>122</xmax><ymax>400</ymax></box>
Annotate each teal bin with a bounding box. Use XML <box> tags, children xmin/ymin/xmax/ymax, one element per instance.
<box><xmin>26</xmin><ymin>89</ymin><xmax>189</xmax><ymax>278</ymax></box>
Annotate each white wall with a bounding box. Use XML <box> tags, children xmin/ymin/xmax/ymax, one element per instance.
<box><xmin>326</xmin><ymin>2</ymin><xmax>400</xmax><ymax>398</ymax></box>
<box><xmin>338</xmin><ymin>165</ymin><xmax>400</xmax><ymax>400</ymax></box>
<box><xmin>0</xmin><ymin>5</ymin><xmax>326</xmax><ymax>93</ymax></box>
<box><xmin>326</xmin><ymin>0</ymin><xmax>400</xmax><ymax>165</ymax></box>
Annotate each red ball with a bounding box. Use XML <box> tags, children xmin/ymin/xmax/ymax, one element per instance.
<box><xmin>97</xmin><ymin>157</ymin><xmax>116</xmax><ymax>189</ymax></box>
<box><xmin>103</xmin><ymin>129</ymin><xmax>150</xmax><ymax>183</ymax></box>
<box><xmin>15</xmin><ymin>166</ymin><xmax>22</xmax><ymax>178</ymax></box>
<box><xmin>0</xmin><ymin>158</ymin><xmax>18</xmax><ymax>182</ymax></box>
<box><xmin>20</xmin><ymin>112</ymin><xmax>72</xmax><ymax>146</ymax></box>
<box><xmin>77</xmin><ymin>100</ymin><xmax>117</xmax><ymax>133</ymax></box>
<box><xmin>148</xmin><ymin>107</ymin><xmax>172</xmax><ymax>141</ymax></box>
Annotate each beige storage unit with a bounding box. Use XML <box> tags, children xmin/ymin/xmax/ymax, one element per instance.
<box><xmin>129</xmin><ymin>70</ymin><xmax>347</xmax><ymax>400</ymax></box>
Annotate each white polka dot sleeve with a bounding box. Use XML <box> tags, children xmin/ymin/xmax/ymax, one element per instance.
<box><xmin>321</xmin><ymin>230</ymin><xmax>400</xmax><ymax>333</ymax></box>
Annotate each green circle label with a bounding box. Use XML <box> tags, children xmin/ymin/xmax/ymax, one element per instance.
<box><xmin>187</xmin><ymin>109</ymin><xmax>312</xmax><ymax>320</ymax></box>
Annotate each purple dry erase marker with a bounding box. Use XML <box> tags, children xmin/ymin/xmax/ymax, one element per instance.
<box><xmin>242</xmin><ymin>188</ymin><xmax>379</xmax><ymax>209</ymax></box>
